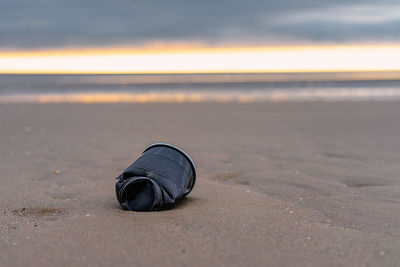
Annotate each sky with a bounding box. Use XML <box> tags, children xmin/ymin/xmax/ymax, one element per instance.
<box><xmin>0</xmin><ymin>0</ymin><xmax>399</xmax><ymax>73</ymax></box>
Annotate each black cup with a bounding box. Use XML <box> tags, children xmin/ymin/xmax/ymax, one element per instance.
<box><xmin>115</xmin><ymin>143</ymin><xmax>196</xmax><ymax>211</ymax></box>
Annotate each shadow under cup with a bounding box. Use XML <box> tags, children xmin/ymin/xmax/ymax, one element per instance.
<box><xmin>116</xmin><ymin>143</ymin><xmax>197</xmax><ymax>211</ymax></box>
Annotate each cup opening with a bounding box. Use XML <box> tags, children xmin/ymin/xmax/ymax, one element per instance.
<box><xmin>125</xmin><ymin>179</ymin><xmax>155</xmax><ymax>211</ymax></box>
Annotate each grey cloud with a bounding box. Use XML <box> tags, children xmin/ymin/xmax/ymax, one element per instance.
<box><xmin>0</xmin><ymin>0</ymin><xmax>399</xmax><ymax>49</ymax></box>
<box><xmin>276</xmin><ymin>5</ymin><xmax>400</xmax><ymax>24</ymax></box>
<box><xmin>270</xmin><ymin>21</ymin><xmax>400</xmax><ymax>43</ymax></box>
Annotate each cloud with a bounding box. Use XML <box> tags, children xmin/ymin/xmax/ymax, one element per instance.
<box><xmin>273</xmin><ymin>4</ymin><xmax>400</xmax><ymax>25</ymax></box>
<box><xmin>0</xmin><ymin>0</ymin><xmax>399</xmax><ymax>49</ymax></box>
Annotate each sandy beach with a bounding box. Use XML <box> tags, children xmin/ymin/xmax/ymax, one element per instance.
<box><xmin>1</xmin><ymin>101</ymin><xmax>400</xmax><ymax>266</ymax></box>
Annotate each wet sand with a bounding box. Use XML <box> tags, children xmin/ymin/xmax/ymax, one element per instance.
<box><xmin>1</xmin><ymin>102</ymin><xmax>400</xmax><ymax>266</ymax></box>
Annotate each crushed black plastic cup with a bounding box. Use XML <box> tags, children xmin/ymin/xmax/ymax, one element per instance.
<box><xmin>115</xmin><ymin>143</ymin><xmax>196</xmax><ymax>211</ymax></box>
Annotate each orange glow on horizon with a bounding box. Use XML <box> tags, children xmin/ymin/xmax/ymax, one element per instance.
<box><xmin>1</xmin><ymin>44</ymin><xmax>400</xmax><ymax>74</ymax></box>
<box><xmin>1</xmin><ymin>88</ymin><xmax>400</xmax><ymax>103</ymax></box>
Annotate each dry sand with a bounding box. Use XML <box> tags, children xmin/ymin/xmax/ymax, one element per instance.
<box><xmin>1</xmin><ymin>102</ymin><xmax>400</xmax><ymax>266</ymax></box>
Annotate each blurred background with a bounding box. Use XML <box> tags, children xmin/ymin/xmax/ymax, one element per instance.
<box><xmin>1</xmin><ymin>0</ymin><xmax>400</xmax><ymax>102</ymax></box>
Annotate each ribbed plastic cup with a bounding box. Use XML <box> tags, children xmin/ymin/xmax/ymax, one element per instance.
<box><xmin>115</xmin><ymin>143</ymin><xmax>196</xmax><ymax>211</ymax></box>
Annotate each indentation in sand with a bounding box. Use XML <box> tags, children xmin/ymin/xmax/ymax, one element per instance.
<box><xmin>324</xmin><ymin>152</ymin><xmax>359</xmax><ymax>160</ymax></box>
<box><xmin>212</xmin><ymin>172</ymin><xmax>250</xmax><ymax>185</ymax></box>
<box><xmin>343</xmin><ymin>181</ymin><xmax>386</xmax><ymax>188</ymax></box>
<box><xmin>341</xmin><ymin>176</ymin><xmax>388</xmax><ymax>188</ymax></box>
<box><xmin>237</xmin><ymin>179</ymin><xmax>250</xmax><ymax>185</ymax></box>
<box><xmin>51</xmin><ymin>192</ymin><xmax>77</xmax><ymax>200</ymax></box>
<box><xmin>215</xmin><ymin>172</ymin><xmax>240</xmax><ymax>181</ymax></box>
<box><xmin>12</xmin><ymin>207</ymin><xmax>66</xmax><ymax>218</ymax></box>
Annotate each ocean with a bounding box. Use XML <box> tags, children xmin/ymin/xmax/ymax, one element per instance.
<box><xmin>1</xmin><ymin>72</ymin><xmax>400</xmax><ymax>102</ymax></box>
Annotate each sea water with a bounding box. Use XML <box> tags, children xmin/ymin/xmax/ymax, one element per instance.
<box><xmin>1</xmin><ymin>72</ymin><xmax>400</xmax><ymax>102</ymax></box>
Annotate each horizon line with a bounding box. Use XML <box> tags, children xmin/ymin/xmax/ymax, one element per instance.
<box><xmin>1</xmin><ymin>70</ymin><xmax>400</xmax><ymax>75</ymax></box>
